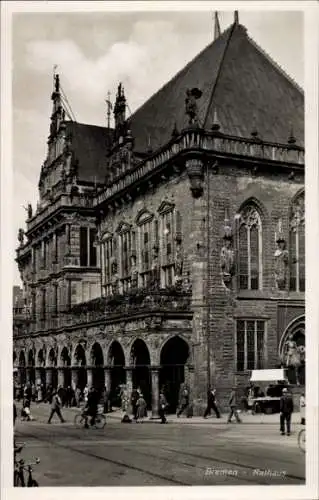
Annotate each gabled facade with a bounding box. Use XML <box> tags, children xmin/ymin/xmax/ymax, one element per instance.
<box><xmin>14</xmin><ymin>17</ymin><xmax>305</xmax><ymax>414</ymax></box>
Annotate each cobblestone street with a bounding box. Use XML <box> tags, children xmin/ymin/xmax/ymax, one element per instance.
<box><xmin>14</xmin><ymin>403</ymin><xmax>305</xmax><ymax>486</ymax></box>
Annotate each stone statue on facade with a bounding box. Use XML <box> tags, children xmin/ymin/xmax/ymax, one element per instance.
<box><xmin>18</xmin><ymin>228</ymin><xmax>25</xmax><ymax>246</ymax></box>
<box><xmin>27</xmin><ymin>203</ymin><xmax>33</xmax><ymax>219</ymax></box>
<box><xmin>220</xmin><ymin>216</ymin><xmax>235</xmax><ymax>287</ymax></box>
<box><xmin>274</xmin><ymin>220</ymin><xmax>289</xmax><ymax>290</ymax></box>
<box><xmin>185</xmin><ymin>88</ymin><xmax>202</xmax><ymax>126</ymax></box>
<box><xmin>282</xmin><ymin>333</ymin><xmax>304</xmax><ymax>385</ymax></box>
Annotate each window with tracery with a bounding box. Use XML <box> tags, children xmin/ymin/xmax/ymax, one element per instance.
<box><xmin>236</xmin><ymin>320</ymin><xmax>266</xmax><ymax>371</ymax></box>
<box><xmin>136</xmin><ymin>211</ymin><xmax>154</xmax><ymax>288</ymax></box>
<box><xmin>120</xmin><ymin>227</ymin><xmax>134</xmax><ymax>292</ymax></box>
<box><xmin>289</xmin><ymin>193</ymin><xmax>305</xmax><ymax>292</ymax></box>
<box><xmin>238</xmin><ymin>205</ymin><xmax>262</xmax><ymax>290</ymax></box>
<box><xmin>160</xmin><ymin>209</ymin><xmax>175</xmax><ymax>287</ymax></box>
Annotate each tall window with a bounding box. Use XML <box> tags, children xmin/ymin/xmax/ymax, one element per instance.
<box><xmin>136</xmin><ymin>212</ymin><xmax>153</xmax><ymax>288</ymax></box>
<box><xmin>159</xmin><ymin>206</ymin><xmax>176</xmax><ymax>287</ymax></box>
<box><xmin>40</xmin><ymin>288</ymin><xmax>46</xmax><ymax>321</ymax></box>
<box><xmin>290</xmin><ymin>193</ymin><xmax>305</xmax><ymax>292</ymax></box>
<box><xmin>238</xmin><ymin>205</ymin><xmax>262</xmax><ymax>290</ymax></box>
<box><xmin>236</xmin><ymin>320</ymin><xmax>265</xmax><ymax>371</ymax></box>
<box><xmin>103</xmin><ymin>235</ymin><xmax>114</xmax><ymax>296</ymax></box>
<box><xmin>120</xmin><ymin>229</ymin><xmax>132</xmax><ymax>292</ymax></box>
<box><xmin>80</xmin><ymin>227</ymin><xmax>97</xmax><ymax>267</ymax></box>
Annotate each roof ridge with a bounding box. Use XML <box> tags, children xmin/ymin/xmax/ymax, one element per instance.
<box><xmin>129</xmin><ymin>24</ymin><xmax>234</xmax><ymax>122</ymax></box>
<box><xmin>247</xmin><ymin>33</ymin><xmax>304</xmax><ymax>95</ymax></box>
<box><xmin>67</xmin><ymin>121</ymin><xmax>108</xmax><ymax>131</ymax></box>
<box><xmin>203</xmin><ymin>22</ymin><xmax>237</xmax><ymax>126</ymax></box>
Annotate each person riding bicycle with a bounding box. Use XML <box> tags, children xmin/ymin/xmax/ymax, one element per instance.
<box><xmin>83</xmin><ymin>387</ymin><xmax>99</xmax><ymax>428</ymax></box>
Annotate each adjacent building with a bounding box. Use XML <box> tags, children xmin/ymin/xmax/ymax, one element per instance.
<box><xmin>14</xmin><ymin>16</ymin><xmax>305</xmax><ymax>414</ymax></box>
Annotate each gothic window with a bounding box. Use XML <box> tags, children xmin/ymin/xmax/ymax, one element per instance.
<box><xmin>236</xmin><ymin>320</ymin><xmax>266</xmax><ymax>371</ymax></box>
<box><xmin>80</xmin><ymin>227</ymin><xmax>97</xmax><ymax>267</ymax></box>
<box><xmin>289</xmin><ymin>192</ymin><xmax>305</xmax><ymax>292</ymax></box>
<box><xmin>237</xmin><ymin>205</ymin><xmax>262</xmax><ymax>290</ymax></box>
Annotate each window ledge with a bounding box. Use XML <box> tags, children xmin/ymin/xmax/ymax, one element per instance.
<box><xmin>236</xmin><ymin>290</ymin><xmax>267</xmax><ymax>299</ymax></box>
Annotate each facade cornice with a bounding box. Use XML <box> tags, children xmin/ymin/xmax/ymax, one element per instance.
<box><xmin>94</xmin><ymin>128</ymin><xmax>304</xmax><ymax>210</ymax></box>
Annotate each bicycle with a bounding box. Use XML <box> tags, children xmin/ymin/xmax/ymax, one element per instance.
<box><xmin>74</xmin><ymin>407</ymin><xmax>106</xmax><ymax>429</ymax></box>
<box><xmin>14</xmin><ymin>442</ymin><xmax>40</xmax><ymax>486</ymax></box>
<box><xmin>298</xmin><ymin>427</ymin><xmax>305</xmax><ymax>453</ymax></box>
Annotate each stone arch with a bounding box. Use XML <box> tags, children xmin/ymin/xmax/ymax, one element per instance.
<box><xmin>60</xmin><ymin>346</ymin><xmax>71</xmax><ymax>367</ymax></box>
<box><xmin>130</xmin><ymin>338</ymin><xmax>151</xmax><ymax>407</ymax></box>
<box><xmin>279</xmin><ymin>315</ymin><xmax>305</xmax><ymax>356</ymax></box>
<box><xmin>159</xmin><ymin>335</ymin><xmax>191</xmax><ymax>413</ymax></box>
<box><xmin>47</xmin><ymin>347</ymin><xmax>57</xmax><ymax>367</ymax></box>
<box><xmin>73</xmin><ymin>343</ymin><xmax>87</xmax><ymax>367</ymax></box>
<box><xmin>90</xmin><ymin>342</ymin><xmax>105</xmax><ymax>392</ymax></box>
<box><xmin>19</xmin><ymin>350</ymin><xmax>26</xmax><ymax>366</ymax></box>
<box><xmin>37</xmin><ymin>348</ymin><xmax>46</xmax><ymax>367</ymax></box>
<box><xmin>237</xmin><ymin>196</ymin><xmax>268</xmax><ymax>223</ymax></box>
<box><xmin>28</xmin><ymin>349</ymin><xmax>35</xmax><ymax>367</ymax></box>
<box><xmin>107</xmin><ymin>340</ymin><xmax>126</xmax><ymax>407</ymax></box>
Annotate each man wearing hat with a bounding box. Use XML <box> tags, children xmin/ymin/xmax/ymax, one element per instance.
<box><xmin>279</xmin><ymin>387</ymin><xmax>294</xmax><ymax>436</ymax></box>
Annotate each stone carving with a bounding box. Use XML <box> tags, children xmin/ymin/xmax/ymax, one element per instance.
<box><xmin>281</xmin><ymin>333</ymin><xmax>305</xmax><ymax>386</ymax></box>
<box><xmin>274</xmin><ymin>239</ymin><xmax>289</xmax><ymax>290</ymax></box>
<box><xmin>18</xmin><ymin>228</ymin><xmax>25</xmax><ymax>246</ymax></box>
<box><xmin>185</xmin><ymin>88</ymin><xmax>202</xmax><ymax>126</ymax></box>
<box><xmin>220</xmin><ymin>214</ymin><xmax>235</xmax><ymax>287</ymax></box>
<box><xmin>27</xmin><ymin>204</ymin><xmax>33</xmax><ymax>219</ymax></box>
<box><xmin>290</xmin><ymin>193</ymin><xmax>305</xmax><ymax>232</ymax></box>
<box><xmin>185</xmin><ymin>157</ymin><xmax>204</xmax><ymax>198</ymax></box>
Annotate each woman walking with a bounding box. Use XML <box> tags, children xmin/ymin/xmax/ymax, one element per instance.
<box><xmin>136</xmin><ymin>394</ymin><xmax>147</xmax><ymax>423</ymax></box>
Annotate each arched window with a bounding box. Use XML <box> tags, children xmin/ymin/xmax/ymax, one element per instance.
<box><xmin>136</xmin><ymin>210</ymin><xmax>154</xmax><ymax>288</ymax></box>
<box><xmin>237</xmin><ymin>205</ymin><xmax>262</xmax><ymax>290</ymax></box>
<box><xmin>289</xmin><ymin>192</ymin><xmax>305</xmax><ymax>292</ymax></box>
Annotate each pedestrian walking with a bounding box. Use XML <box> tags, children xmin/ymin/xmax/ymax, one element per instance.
<box><xmin>280</xmin><ymin>387</ymin><xmax>293</xmax><ymax>436</ymax></box>
<box><xmin>177</xmin><ymin>384</ymin><xmax>190</xmax><ymax>417</ymax></box>
<box><xmin>299</xmin><ymin>393</ymin><xmax>305</xmax><ymax>425</ymax></box>
<box><xmin>84</xmin><ymin>387</ymin><xmax>99</xmax><ymax>428</ymax></box>
<box><xmin>203</xmin><ymin>388</ymin><xmax>220</xmax><ymax>418</ymax></box>
<box><xmin>21</xmin><ymin>397</ymin><xmax>34</xmax><ymax>421</ymax></box>
<box><xmin>47</xmin><ymin>390</ymin><xmax>65</xmax><ymax>424</ymax></box>
<box><xmin>75</xmin><ymin>386</ymin><xmax>81</xmax><ymax>407</ymax></box>
<box><xmin>136</xmin><ymin>394</ymin><xmax>147</xmax><ymax>423</ymax></box>
<box><xmin>131</xmin><ymin>388</ymin><xmax>139</xmax><ymax>420</ymax></box>
<box><xmin>227</xmin><ymin>386</ymin><xmax>242</xmax><ymax>423</ymax></box>
<box><xmin>159</xmin><ymin>392</ymin><xmax>168</xmax><ymax>424</ymax></box>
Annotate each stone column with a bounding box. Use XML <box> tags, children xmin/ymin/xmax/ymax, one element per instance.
<box><xmin>71</xmin><ymin>367</ymin><xmax>79</xmax><ymax>391</ymax></box>
<box><xmin>57</xmin><ymin>367</ymin><xmax>65</xmax><ymax>388</ymax></box>
<box><xmin>150</xmin><ymin>366</ymin><xmax>160</xmax><ymax>419</ymax></box>
<box><xmin>87</xmin><ymin>366</ymin><xmax>93</xmax><ymax>388</ymax></box>
<box><xmin>125</xmin><ymin>367</ymin><xmax>133</xmax><ymax>415</ymax></box>
<box><xmin>104</xmin><ymin>366</ymin><xmax>111</xmax><ymax>412</ymax></box>
<box><xmin>187</xmin><ymin>364</ymin><xmax>195</xmax><ymax>414</ymax></box>
<box><xmin>45</xmin><ymin>367</ymin><xmax>53</xmax><ymax>387</ymax></box>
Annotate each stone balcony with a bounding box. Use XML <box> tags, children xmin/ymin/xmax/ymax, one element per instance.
<box><xmin>94</xmin><ymin>127</ymin><xmax>304</xmax><ymax>207</ymax></box>
<box><xmin>64</xmin><ymin>285</ymin><xmax>193</xmax><ymax>327</ymax></box>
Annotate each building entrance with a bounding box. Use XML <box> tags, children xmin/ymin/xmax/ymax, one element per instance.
<box><xmin>108</xmin><ymin>341</ymin><xmax>125</xmax><ymax>408</ymax></box>
<box><xmin>131</xmin><ymin>339</ymin><xmax>151</xmax><ymax>409</ymax></box>
<box><xmin>159</xmin><ymin>336</ymin><xmax>190</xmax><ymax>413</ymax></box>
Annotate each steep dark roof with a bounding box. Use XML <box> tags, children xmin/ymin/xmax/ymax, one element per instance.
<box><xmin>129</xmin><ymin>22</ymin><xmax>304</xmax><ymax>152</ymax></box>
<box><xmin>66</xmin><ymin>122</ymin><xmax>113</xmax><ymax>184</ymax></box>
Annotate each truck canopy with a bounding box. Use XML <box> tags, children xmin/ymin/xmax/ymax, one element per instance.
<box><xmin>250</xmin><ymin>369</ymin><xmax>287</xmax><ymax>382</ymax></box>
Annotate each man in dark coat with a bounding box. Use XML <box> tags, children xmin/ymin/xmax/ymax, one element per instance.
<box><xmin>280</xmin><ymin>387</ymin><xmax>294</xmax><ymax>436</ymax></box>
<box><xmin>227</xmin><ymin>387</ymin><xmax>242</xmax><ymax>423</ymax></box>
<box><xmin>204</xmin><ymin>388</ymin><xmax>221</xmax><ymax>418</ymax></box>
<box><xmin>84</xmin><ymin>387</ymin><xmax>99</xmax><ymax>428</ymax></box>
<box><xmin>131</xmin><ymin>389</ymin><xmax>140</xmax><ymax>421</ymax></box>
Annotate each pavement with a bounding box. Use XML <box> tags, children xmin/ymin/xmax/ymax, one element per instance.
<box><xmin>12</xmin><ymin>402</ymin><xmax>305</xmax><ymax>486</ymax></box>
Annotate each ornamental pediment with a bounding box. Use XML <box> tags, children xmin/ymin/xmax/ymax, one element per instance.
<box><xmin>135</xmin><ymin>208</ymin><xmax>154</xmax><ymax>225</ymax></box>
<box><xmin>157</xmin><ymin>200</ymin><xmax>175</xmax><ymax>214</ymax></box>
<box><xmin>115</xmin><ymin>221</ymin><xmax>132</xmax><ymax>234</ymax></box>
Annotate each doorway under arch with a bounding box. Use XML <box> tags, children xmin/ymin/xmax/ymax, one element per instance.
<box><xmin>91</xmin><ymin>342</ymin><xmax>105</xmax><ymax>393</ymax></box>
<box><xmin>108</xmin><ymin>341</ymin><xmax>125</xmax><ymax>408</ymax></box>
<box><xmin>130</xmin><ymin>339</ymin><xmax>151</xmax><ymax>409</ymax></box>
<box><xmin>74</xmin><ymin>344</ymin><xmax>87</xmax><ymax>391</ymax></box>
<box><xmin>160</xmin><ymin>336</ymin><xmax>190</xmax><ymax>413</ymax></box>
<box><xmin>60</xmin><ymin>347</ymin><xmax>72</xmax><ymax>387</ymax></box>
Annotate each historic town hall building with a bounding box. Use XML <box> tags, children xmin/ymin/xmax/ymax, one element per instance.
<box><xmin>14</xmin><ymin>15</ymin><xmax>305</xmax><ymax>414</ymax></box>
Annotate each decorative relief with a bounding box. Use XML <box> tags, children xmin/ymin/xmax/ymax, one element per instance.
<box><xmin>290</xmin><ymin>193</ymin><xmax>305</xmax><ymax>232</ymax></box>
<box><xmin>220</xmin><ymin>211</ymin><xmax>235</xmax><ymax>287</ymax></box>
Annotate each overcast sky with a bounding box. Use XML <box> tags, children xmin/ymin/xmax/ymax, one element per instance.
<box><xmin>12</xmin><ymin>9</ymin><xmax>303</xmax><ymax>285</ymax></box>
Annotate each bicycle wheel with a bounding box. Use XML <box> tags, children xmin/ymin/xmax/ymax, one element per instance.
<box><xmin>298</xmin><ymin>428</ymin><xmax>306</xmax><ymax>453</ymax></box>
<box><xmin>94</xmin><ymin>414</ymin><xmax>106</xmax><ymax>429</ymax></box>
<box><xmin>74</xmin><ymin>413</ymin><xmax>85</xmax><ymax>428</ymax></box>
